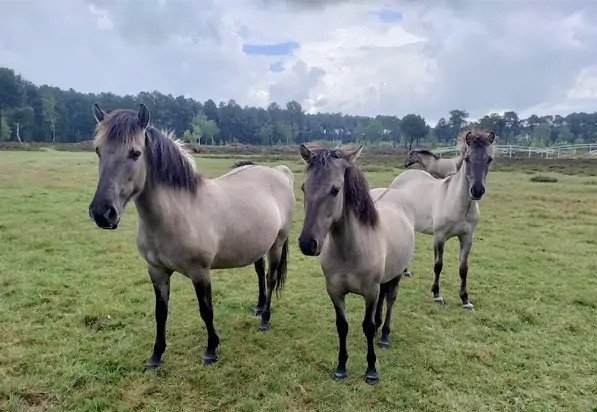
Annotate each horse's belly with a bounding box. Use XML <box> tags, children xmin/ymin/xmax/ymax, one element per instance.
<box><xmin>210</xmin><ymin>224</ymin><xmax>279</xmax><ymax>269</ymax></box>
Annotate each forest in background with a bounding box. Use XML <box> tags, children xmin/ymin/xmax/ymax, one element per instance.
<box><xmin>1</xmin><ymin>66</ymin><xmax>596</xmax><ymax>148</ymax></box>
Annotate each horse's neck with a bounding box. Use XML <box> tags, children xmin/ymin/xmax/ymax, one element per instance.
<box><xmin>134</xmin><ymin>182</ymin><xmax>203</xmax><ymax>229</ymax></box>
<box><xmin>418</xmin><ymin>155</ymin><xmax>435</xmax><ymax>171</ymax></box>
<box><xmin>328</xmin><ymin>212</ymin><xmax>368</xmax><ymax>255</ymax></box>
<box><xmin>446</xmin><ymin>162</ymin><xmax>474</xmax><ymax>215</ymax></box>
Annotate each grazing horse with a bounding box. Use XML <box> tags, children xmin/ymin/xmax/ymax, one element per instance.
<box><xmin>404</xmin><ymin>149</ymin><xmax>464</xmax><ymax>179</ymax></box>
<box><xmin>88</xmin><ymin>103</ymin><xmax>295</xmax><ymax>371</ymax></box>
<box><xmin>389</xmin><ymin>130</ymin><xmax>495</xmax><ymax>311</ymax></box>
<box><xmin>297</xmin><ymin>144</ymin><xmax>415</xmax><ymax>385</ymax></box>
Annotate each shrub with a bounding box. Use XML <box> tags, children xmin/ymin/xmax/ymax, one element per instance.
<box><xmin>530</xmin><ymin>175</ymin><xmax>558</xmax><ymax>183</ymax></box>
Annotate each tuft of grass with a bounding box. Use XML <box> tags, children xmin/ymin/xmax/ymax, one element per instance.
<box><xmin>530</xmin><ymin>174</ymin><xmax>558</xmax><ymax>183</ymax></box>
<box><xmin>1</xmin><ymin>150</ymin><xmax>596</xmax><ymax>411</ymax></box>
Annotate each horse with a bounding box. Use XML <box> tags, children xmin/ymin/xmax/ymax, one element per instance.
<box><xmin>88</xmin><ymin>102</ymin><xmax>295</xmax><ymax>372</ymax></box>
<box><xmin>297</xmin><ymin>144</ymin><xmax>415</xmax><ymax>385</ymax></box>
<box><xmin>389</xmin><ymin>130</ymin><xmax>495</xmax><ymax>311</ymax></box>
<box><xmin>404</xmin><ymin>149</ymin><xmax>464</xmax><ymax>179</ymax></box>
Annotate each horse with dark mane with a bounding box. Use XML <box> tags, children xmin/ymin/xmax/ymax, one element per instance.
<box><xmin>297</xmin><ymin>144</ymin><xmax>415</xmax><ymax>385</ymax></box>
<box><xmin>88</xmin><ymin>103</ymin><xmax>295</xmax><ymax>372</ymax></box>
<box><xmin>388</xmin><ymin>129</ymin><xmax>496</xmax><ymax>311</ymax></box>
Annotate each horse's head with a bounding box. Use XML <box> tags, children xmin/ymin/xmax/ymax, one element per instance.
<box><xmin>404</xmin><ymin>150</ymin><xmax>419</xmax><ymax>168</ymax></box>
<box><xmin>88</xmin><ymin>102</ymin><xmax>151</xmax><ymax>229</ymax></box>
<box><xmin>462</xmin><ymin>130</ymin><xmax>495</xmax><ymax>200</ymax></box>
<box><xmin>297</xmin><ymin>144</ymin><xmax>370</xmax><ymax>256</ymax></box>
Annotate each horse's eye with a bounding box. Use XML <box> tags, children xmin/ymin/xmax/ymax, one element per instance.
<box><xmin>464</xmin><ymin>156</ymin><xmax>470</xmax><ymax>163</ymax></box>
<box><xmin>300</xmin><ymin>183</ymin><xmax>305</xmax><ymax>192</ymax></box>
<box><xmin>95</xmin><ymin>147</ymin><xmax>100</xmax><ymax>157</ymax></box>
<box><xmin>130</xmin><ymin>150</ymin><xmax>141</xmax><ymax>161</ymax></box>
<box><xmin>487</xmin><ymin>156</ymin><xmax>493</xmax><ymax>164</ymax></box>
<box><xmin>330</xmin><ymin>186</ymin><xmax>340</xmax><ymax>197</ymax></box>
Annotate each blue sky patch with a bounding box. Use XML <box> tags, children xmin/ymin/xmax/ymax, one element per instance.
<box><xmin>242</xmin><ymin>42</ymin><xmax>299</xmax><ymax>56</ymax></box>
<box><xmin>376</xmin><ymin>9</ymin><xmax>403</xmax><ymax>23</ymax></box>
<box><xmin>269</xmin><ymin>61</ymin><xmax>285</xmax><ymax>73</ymax></box>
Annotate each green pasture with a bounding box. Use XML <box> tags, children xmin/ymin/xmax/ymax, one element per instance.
<box><xmin>1</xmin><ymin>150</ymin><xmax>596</xmax><ymax>411</ymax></box>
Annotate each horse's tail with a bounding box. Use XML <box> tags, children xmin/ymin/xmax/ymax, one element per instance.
<box><xmin>274</xmin><ymin>238</ymin><xmax>289</xmax><ymax>295</ymax></box>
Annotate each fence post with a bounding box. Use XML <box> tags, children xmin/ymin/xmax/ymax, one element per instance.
<box><xmin>528</xmin><ymin>146</ymin><xmax>531</xmax><ymax>158</ymax></box>
<box><xmin>509</xmin><ymin>145</ymin><xmax>512</xmax><ymax>158</ymax></box>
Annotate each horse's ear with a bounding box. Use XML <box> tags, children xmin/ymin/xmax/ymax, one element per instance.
<box><xmin>345</xmin><ymin>145</ymin><xmax>363</xmax><ymax>164</ymax></box>
<box><xmin>138</xmin><ymin>103</ymin><xmax>151</xmax><ymax>129</ymax></box>
<box><xmin>299</xmin><ymin>144</ymin><xmax>311</xmax><ymax>163</ymax></box>
<box><xmin>92</xmin><ymin>102</ymin><xmax>106</xmax><ymax>124</ymax></box>
<box><xmin>487</xmin><ymin>131</ymin><xmax>495</xmax><ymax>144</ymax></box>
<box><xmin>465</xmin><ymin>131</ymin><xmax>473</xmax><ymax>145</ymax></box>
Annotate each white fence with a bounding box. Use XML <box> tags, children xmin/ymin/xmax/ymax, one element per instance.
<box><xmin>433</xmin><ymin>144</ymin><xmax>597</xmax><ymax>158</ymax></box>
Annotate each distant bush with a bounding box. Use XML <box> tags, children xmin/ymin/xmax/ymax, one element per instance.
<box><xmin>0</xmin><ymin>142</ymin><xmax>44</xmax><ymax>151</ymax></box>
<box><xmin>530</xmin><ymin>175</ymin><xmax>558</xmax><ymax>183</ymax></box>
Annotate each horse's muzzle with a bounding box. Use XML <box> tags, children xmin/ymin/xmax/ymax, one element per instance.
<box><xmin>469</xmin><ymin>185</ymin><xmax>486</xmax><ymax>201</ymax></box>
<box><xmin>298</xmin><ymin>235</ymin><xmax>321</xmax><ymax>256</ymax></box>
<box><xmin>89</xmin><ymin>202</ymin><xmax>120</xmax><ymax>230</ymax></box>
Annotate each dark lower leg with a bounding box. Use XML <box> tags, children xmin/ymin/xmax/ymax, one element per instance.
<box><xmin>458</xmin><ymin>235</ymin><xmax>474</xmax><ymax>310</ymax></box>
<box><xmin>379</xmin><ymin>277</ymin><xmax>399</xmax><ymax>349</ymax></box>
<box><xmin>253</xmin><ymin>258</ymin><xmax>266</xmax><ymax>316</ymax></box>
<box><xmin>259</xmin><ymin>252</ymin><xmax>281</xmax><ymax>332</ymax></box>
<box><xmin>375</xmin><ymin>284</ymin><xmax>386</xmax><ymax>334</ymax></box>
<box><xmin>431</xmin><ymin>240</ymin><xmax>445</xmax><ymax>304</ymax></box>
<box><xmin>192</xmin><ymin>280</ymin><xmax>220</xmax><ymax>365</ymax></box>
<box><xmin>363</xmin><ymin>303</ymin><xmax>378</xmax><ymax>384</ymax></box>
<box><xmin>144</xmin><ymin>269</ymin><xmax>171</xmax><ymax>373</ymax></box>
<box><xmin>332</xmin><ymin>298</ymin><xmax>349</xmax><ymax>380</ymax></box>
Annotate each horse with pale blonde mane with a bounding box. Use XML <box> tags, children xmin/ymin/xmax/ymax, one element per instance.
<box><xmin>88</xmin><ymin>103</ymin><xmax>295</xmax><ymax>372</ymax></box>
<box><xmin>404</xmin><ymin>149</ymin><xmax>464</xmax><ymax>179</ymax></box>
<box><xmin>385</xmin><ymin>129</ymin><xmax>496</xmax><ymax>311</ymax></box>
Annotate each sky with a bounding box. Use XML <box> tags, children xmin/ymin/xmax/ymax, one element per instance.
<box><xmin>1</xmin><ymin>0</ymin><xmax>597</xmax><ymax>124</ymax></box>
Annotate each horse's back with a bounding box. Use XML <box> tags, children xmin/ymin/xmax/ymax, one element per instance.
<box><xmin>375</xmin><ymin>193</ymin><xmax>416</xmax><ymax>281</ymax></box>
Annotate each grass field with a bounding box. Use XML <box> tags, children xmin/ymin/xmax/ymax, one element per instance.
<box><xmin>1</xmin><ymin>149</ymin><xmax>596</xmax><ymax>412</ymax></box>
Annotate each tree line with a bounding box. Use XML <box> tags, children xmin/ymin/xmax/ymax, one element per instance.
<box><xmin>1</xmin><ymin>66</ymin><xmax>596</xmax><ymax>148</ymax></box>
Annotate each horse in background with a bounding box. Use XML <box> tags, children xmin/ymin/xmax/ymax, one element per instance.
<box><xmin>404</xmin><ymin>149</ymin><xmax>464</xmax><ymax>179</ymax></box>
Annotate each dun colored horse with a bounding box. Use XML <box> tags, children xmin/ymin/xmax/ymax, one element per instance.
<box><xmin>389</xmin><ymin>130</ymin><xmax>495</xmax><ymax>310</ymax></box>
<box><xmin>88</xmin><ymin>103</ymin><xmax>295</xmax><ymax>371</ymax></box>
<box><xmin>404</xmin><ymin>149</ymin><xmax>464</xmax><ymax>179</ymax></box>
<box><xmin>297</xmin><ymin>144</ymin><xmax>415</xmax><ymax>385</ymax></box>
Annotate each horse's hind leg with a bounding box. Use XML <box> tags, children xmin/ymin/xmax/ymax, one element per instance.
<box><xmin>144</xmin><ymin>264</ymin><xmax>173</xmax><ymax>373</ymax></box>
<box><xmin>253</xmin><ymin>257</ymin><xmax>266</xmax><ymax>316</ymax></box>
<box><xmin>363</xmin><ymin>283</ymin><xmax>381</xmax><ymax>384</ymax></box>
<box><xmin>458</xmin><ymin>233</ymin><xmax>474</xmax><ymax>311</ymax></box>
<box><xmin>190</xmin><ymin>268</ymin><xmax>220</xmax><ymax>365</ymax></box>
<box><xmin>375</xmin><ymin>283</ymin><xmax>386</xmax><ymax>336</ymax></box>
<box><xmin>431</xmin><ymin>237</ymin><xmax>446</xmax><ymax>305</ymax></box>
<box><xmin>259</xmin><ymin>239</ymin><xmax>288</xmax><ymax>332</ymax></box>
<box><xmin>378</xmin><ymin>275</ymin><xmax>400</xmax><ymax>349</ymax></box>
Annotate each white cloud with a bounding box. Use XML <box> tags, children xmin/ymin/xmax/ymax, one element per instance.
<box><xmin>1</xmin><ymin>0</ymin><xmax>597</xmax><ymax>124</ymax></box>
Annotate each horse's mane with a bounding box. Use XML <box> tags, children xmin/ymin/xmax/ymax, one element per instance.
<box><xmin>304</xmin><ymin>145</ymin><xmax>378</xmax><ymax>228</ymax></box>
<box><xmin>409</xmin><ymin>149</ymin><xmax>439</xmax><ymax>159</ymax></box>
<box><xmin>93</xmin><ymin>109</ymin><xmax>200</xmax><ymax>193</ymax></box>
<box><xmin>458</xmin><ymin>128</ymin><xmax>496</xmax><ymax>156</ymax></box>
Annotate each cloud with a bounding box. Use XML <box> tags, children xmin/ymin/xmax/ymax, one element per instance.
<box><xmin>1</xmin><ymin>0</ymin><xmax>597</xmax><ymax>123</ymax></box>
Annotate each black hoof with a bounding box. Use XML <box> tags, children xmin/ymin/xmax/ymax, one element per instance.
<box><xmin>258</xmin><ymin>321</ymin><xmax>270</xmax><ymax>332</ymax></box>
<box><xmin>365</xmin><ymin>373</ymin><xmax>379</xmax><ymax>385</ymax></box>
<box><xmin>202</xmin><ymin>351</ymin><xmax>218</xmax><ymax>366</ymax></box>
<box><xmin>333</xmin><ymin>371</ymin><xmax>347</xmax><ymax>381</ymax></box>
<box><xmin>253</xmin><ymin>306</ymin><xmax>264</xmax><ymax>316</ymax></box>
<box><xmin>378</xmin><ymin>340</ymin><xmax>390</xmax><ymax>349</ymax></box>
<box><xmin>142</xmin><ymin>363</ymin><xmax>159</xmax><ymax>374</ymax></box>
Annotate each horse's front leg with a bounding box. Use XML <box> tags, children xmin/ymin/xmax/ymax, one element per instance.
<box><xmin>458</xmin><ymin>233</ymin><xmax>475</xmax><ymax>311</ymax></box>
<box><xmin>378</xmin><ymin>275</ymin><xmax>400</xmax><ymax>349</ymax></box>
<box><xmin>363</xmin><ymin>283</ymin><xmax>381</xmax><ymax>384</ymax></box>
<box><xmin>144</xmin><ymin>264</ymin><xmax>173</xmax><ymax>373</ymax></box>
<box><xmin>431</xmin><ymin>237</ymin><xmax>446</xmax><ymax>305</ymax></box>
<box><xmin>190</xmin><ymin>268</ymin><xmax>220</xmax><ymax>365</ymax></box>
<box><xmin>253</xmin><ymin>257</ymin><xmax>266</xmax><ymax>316</ymax></box>
<box><xmin>327</xmin><ymin>285</ymin><xmax>349</xmax><ymax>381</ymax></box>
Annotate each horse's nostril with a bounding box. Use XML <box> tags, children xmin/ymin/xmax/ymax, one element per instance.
<box><xmin>107</xmin><ymin>206</ymin><xmax>118</xmax><ymax>221</ymax></box>
<box><xmin>310</xmin><ymin>239</ymin><xmax>319</xmax><ymax>253</ymax></box>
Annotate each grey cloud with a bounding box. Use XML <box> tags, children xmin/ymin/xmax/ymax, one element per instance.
<box><xmin>269</xmin><ymin>61</ymin><xmax>326</xmax><ymax>106</ymax></box>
